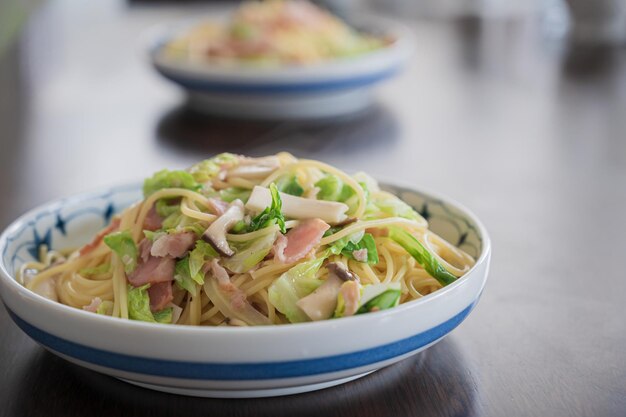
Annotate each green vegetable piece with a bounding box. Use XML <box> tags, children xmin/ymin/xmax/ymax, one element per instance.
<box><xmin>342</xmin><ymin>233</ymin><xmax>379</xmax><ymax>264</ymax></box>
<box><xmin>389</xmin><ymin>227</ymin><xmax>457</xmax><ymax>286</ymax></box>
<box><xmin>143</xmin><ymin>230</ymin><xmax>165</xmax><ymax>242</ymax></box>
<box><xmin>328</xmin><ymin>231</ymin><xmax>363</xmax><ymax>255</ymax></box>
<box><xmin>161</xmin><ymin>211</ymin><xmax>182</xmax><ymax>230</ymax></box>
<box><xmin>324</xmin><ymin>225</ymin><xmax>343</xmax><ymax>238</ymax></box>
<box><xmin>153</xmin><ymin>307</ymin><xmax>173</xmax><ymax>324</ymax></box>
<box><xmin>79</xmin><ymin>263</ymin><xmax>111</xmax><ymax>276</ymax></box>
<box><xmin>248</xmin><ymin>183</ymin><xmax>286</xmax><ymax>233</ymax></box>
<box><xmin>315</xmin><ymin>175</ymin><xmax>344</xmax><ymax>201</ymax></box>
<box><xmin>103</xmin><ymin>230</ymin><xmax>138</xmax><ymax>274</ymax></box>
<box><xmin>315</xmin><ymin>175</ymin><xmax>368</xmax><ymax>215</ymax></box>
<box><xmin>230</xmin><ymin>220</ymin><xmax>247</xmax><ymax>234</ymax></box>
<box><xmin>160</xmin><ymin>208</ymin><xmax>204</xmax><ymax>236</ymax></box>
<box><xmin>174</xmin><ymin>257</ymin><xmax>201</xmax><ymax>295</ymax></box>
<box><xmin>189</xmin><ymin>240</ymin><xmax>217</xmax><ymax>279</ymax></box>
<box><xmin>268</xmin><ymin>257</ymin><xmax>325</xmax><ymax>323</ymax></box>
<box><xmin>356</xmin><ymin>289</ymin><xmax>401</xmax><ymax>314</ymax></box>
<box><xmin>276</xmin><ymin>175</ymin><xmax>304</xmax><ymax>196</ymax></box>
<box><xmin>155</xmin><ymin>199</ymin><xmax>180</xmax><ymax>217</ymax></box>
<box><xmin>96</xmin><ymin>300</ymin><xmax>113</xmax><ymax>316</ymax></box>
<box><xmin>188</xmin><ymin>153</ymin><xmax>238</xmax><ymax>183</ymax></box>
<box><xmin>373</xmin><ymin>195</ymin><xmax>421</xmax><ymax>221</ymax></box>
<box><xmin>219</xmin><ymin>187</ymin><xmax>251</xmax><ymax>203</ymax></box>
<box><xmin>127</xmin><ymin>284</ymin><xmax>156</xmax><ymax>322</ymax></box>
<box><xmin>222</xmin><ymin>231</ymin><xmax>277</xmax><ymax>274</ymax></box>
<box><xmin>334</xmin><ymin>291</ymin><xmax>347</xmax><ymax>318</ymax></box>
<box><xmin>127</xmin><ymin>285</ymin><xmax>173</xmax><ymax>323</ymax></box>
<box><xmin>143</xmin><ymin>169</ymin><xmax>200</xmax><ymax>197</ymax></box>
<box><xmin>178</xmin><ymin>223</ymin><xmax>206</xmax><ymax>237</ymax></box>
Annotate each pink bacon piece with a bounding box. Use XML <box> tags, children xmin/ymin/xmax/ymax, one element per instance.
<box><xmin>128</xmin><ymin>255</ymin><xmax>175</xmax><ymax>287</ymax></box>
<box><xmin>148</xmin><ymin>281</ymin><xmax>173</xmax><ymax>312</ymax></box>
<box><xmin>273</xmin><ymin>218</ymin><xmax>330</xmax><ymax>264</ymax></box>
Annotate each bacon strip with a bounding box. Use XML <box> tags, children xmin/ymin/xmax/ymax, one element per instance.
<box><xmin>143</xmin><ymin>205</ymin><xmax>163</xmax><ymax>231</ymax></box>
<box><xmin>273</xmin><ymin>218</ymin><xmax>329</xmax><ymax>264</ymax></box>
<box><xmin>148</xmin><ymin>281</ymin><xmax>173</xmax><ymax>312</ymax></box>
<box><xmin>128</xmin><ymin>256</ymin><xmax>175</xmax><ymax>287</ymax></box>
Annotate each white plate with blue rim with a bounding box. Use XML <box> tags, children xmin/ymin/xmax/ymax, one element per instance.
<box><xmin>148</xmin><ymin>16</ymin><xmax>414</xmax><ymax>120</ymax></box>
<box><xmin>0</xmin><ymin>181</ymin><xmax>490</xmax><ymax>398</ymax></box>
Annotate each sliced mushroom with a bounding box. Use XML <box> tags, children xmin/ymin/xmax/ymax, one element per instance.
<box><xmin>296</xmin><ymin>274</ymin><xmax>342</xmax><ymax>321</ymax></box>
<box><xmin>245</xmin><ymin>186</ymin><xmax>349</xmax><ymax>224</ymax></box>
<box><xmin>226</xmin><ymin>156</ymin><xmax>281</xmax><ymax>180</ymax></box>
<box><xmin>296</xmin><ymin>262</ymin><xmax>355</xmax><ymax>321</ymax></box>
<box><xmin>327</xmin><ymin>262</ymin><xmax>358</xmax><ymax>282</ymax></box>
<box><xmin>202</xmin><ymin>200</ymin><xmax>244</xmax><ymax>257</ymax></box>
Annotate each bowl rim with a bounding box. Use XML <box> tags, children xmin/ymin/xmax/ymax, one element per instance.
<box><xmin>146</xmin><ymin>14</ymin><xmax>415</xmax><ymax>83</ymax></box>
<box><xmin>0</xmin><ymin>179</ymin><xmax>491</xmax><ymax>336</ymax></box>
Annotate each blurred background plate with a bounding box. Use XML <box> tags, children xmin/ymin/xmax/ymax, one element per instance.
<box><xmin>149</xmin><ymin>16</ymin><xmax>414</xmax><ymax>119</ymax></box>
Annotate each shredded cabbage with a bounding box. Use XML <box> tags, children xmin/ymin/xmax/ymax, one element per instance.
<box><xmin>268</xmin><ymin>257</ymin><xmax>325</xmax><ymax>323</ymax></box>
<box><xmin>219</xmin><ymin>187</ymin><xmax>251</xmax><ymax>203</ymax></box>
<box><xmin>188</xmin><ymin>153</ymin><xmax>239</xmax><ymax>183</ymax></box>
<box><xmin>174</xmin><ymin>257</ymin><xmax>201</xmax><ymax>296</ymax></box>
<box><xmin>189</xmin><ymin>240</ymin><xmax>218</xmax><ymax>278</ymax></box>
<box><xmin>222</xmin><ymin>230</ymin><xmax>278</xmax><ymax>274</ymax></box>
<box><xmin>103</xmin><ymin>230</ymin><xmax>137</xmax><ymax>274</ymax></box>
<box><xmin>143</xmin><ymin>169</ymin><xmax>200</xmax><ymax>197</ymax></box>
<box><xmin>276</xmin><ymin>175</ymin><xmax>304</xmax><ymax>196</ymax></box>
<box><xmin>127</xmin><ymin>284</ymin><xmax>155</xmax><ymax>322</ymax></box>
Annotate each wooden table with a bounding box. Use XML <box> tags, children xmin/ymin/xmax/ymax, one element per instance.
<box><xmin>1</xmin><ymin>1</ymin><xmax>625</xmax><ymax>416</ymax></box>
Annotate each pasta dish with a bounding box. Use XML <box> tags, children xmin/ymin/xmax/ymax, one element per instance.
<box><xmin>20</xmin><ymin>153</ymin><xmax>474</xmax><ymax>326</ymax></box>
<box><xmin>164</xmin><ymin>0</ymin><xmax>390</xmax><ymax>66</ymax></box>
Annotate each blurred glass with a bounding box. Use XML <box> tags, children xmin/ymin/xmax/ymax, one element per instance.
<box><xmin>565</xmin><ymin>0</ymin><xmax>626</xmax><ymax>44</ymax></box>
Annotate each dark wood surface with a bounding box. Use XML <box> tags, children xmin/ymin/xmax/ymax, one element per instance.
<box><xmin>1</xmin><ymin>1</ymin><xmax>626</xmax><ymax>416</ymax></box>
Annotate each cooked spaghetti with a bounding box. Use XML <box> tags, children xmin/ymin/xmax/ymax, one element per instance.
<box><xmin>164</xmin><ymin>0</ymin><xmax>390</xmax><ymax>66</ymax></box>
<box><xmin>19</xmin><ymin>153</ymin><xmax>474</xmax><ymax>326</ymax></box>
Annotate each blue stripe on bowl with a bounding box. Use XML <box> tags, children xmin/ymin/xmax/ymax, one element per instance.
<box><xmin>154</xmin><ymin>66</ymin><xmax>398</xmax><ymax>94</ymax></box>
<box><xmin>8</xmin><ymin>303</ymin><xmax>473</xmax><ymax>380</ymax></box>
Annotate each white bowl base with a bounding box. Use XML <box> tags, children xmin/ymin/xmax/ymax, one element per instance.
<box><xmin>119</xmin><ymin>371</ymin><xmax>375</xmax><ymax>398</ymax></box>
<box><xmin>187</xmin><ymin>89</ymin><xmax>372</xmax><ymax>120</ymax></box>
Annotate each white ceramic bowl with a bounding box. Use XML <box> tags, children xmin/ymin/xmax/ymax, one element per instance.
<box><xmin>0</xmin><ymin>182</ymin><xmax>490</xmax><ymax>398</ymax></box>
<box><xmin>149</xmin><ymin>17</ymin><xmax>414</xmax><ymax>119</ymax></box>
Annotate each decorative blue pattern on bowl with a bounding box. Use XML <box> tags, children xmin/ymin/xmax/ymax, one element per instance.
<box><xmin>2</xmin><ymin>185</ymin><xmax>140</xmax><ymax>277</ymax></box>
